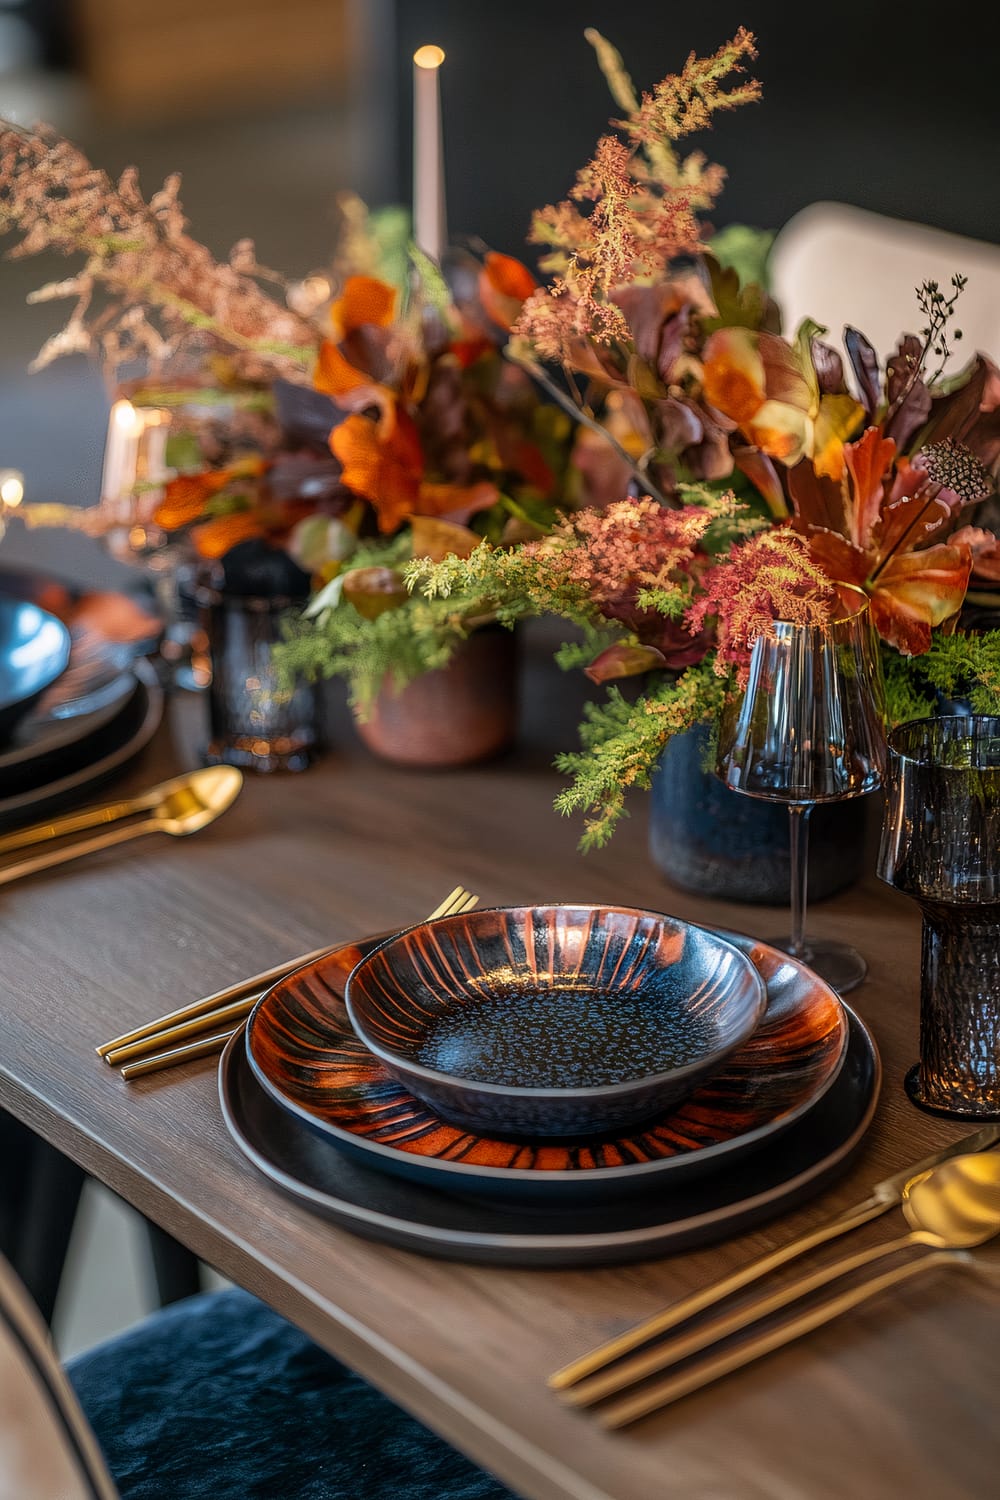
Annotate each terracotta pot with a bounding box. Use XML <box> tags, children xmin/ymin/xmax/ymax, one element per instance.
<box><xmin>354</xmin><ymin>628</ymin><xmax>517</xmax><ymax>768</ymax></box>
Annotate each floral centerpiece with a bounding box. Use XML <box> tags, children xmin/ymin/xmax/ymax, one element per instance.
<box><xmin>275</xmin><ymin>221</ymin><xmax>570</xmax><ymax>719</ymax></box>
<box><xmin>404</xmin><ymin>27</ymin><xmax>1000</xmax><ymax>846</ymax></box>
<box><xmin>0</xmin><ymin>127</ymin><xmax>568</xmax><ymax>684</ymax></box>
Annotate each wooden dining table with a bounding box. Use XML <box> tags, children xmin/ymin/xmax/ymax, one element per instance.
<box><xmin>0</xmin><ymin>626</ymin><xmax>996</xmax><ymax>1500</ymax></box>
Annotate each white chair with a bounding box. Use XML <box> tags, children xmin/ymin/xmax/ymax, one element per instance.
<box><xmin>768</xmin><ymin>201</ymin><xmax>1000</xmax><ymax>366</ymax></box>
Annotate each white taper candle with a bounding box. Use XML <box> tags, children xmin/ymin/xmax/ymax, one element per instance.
<box><xmin>413</xmin><ymin>44</ymin><xmax>447</xmax><ymax>263</ymax></box>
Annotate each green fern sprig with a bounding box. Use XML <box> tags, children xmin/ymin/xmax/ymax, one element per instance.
<box><xmin>553</xmin><ymin>661</ymin><xmax>724</xmax><ymax>848</ymax></box>
<box><xmin>278</xmin><ymin>589</ymin><xmax>499</xmax><ymax>717</ymax></box>
<box><xmin>882</xmin><ymin>631</ymin><xmax>1000</xmax><ymax>723</ymax></box>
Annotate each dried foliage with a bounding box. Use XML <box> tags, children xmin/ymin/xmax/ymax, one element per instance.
<box><xmin>513</xmin><ymin>28</ymin><xmax>759</xmax><ymax>367</ymax></box>
<box><xmin>0</xmin><ymin>121</ymin><xmax>318</xmax><ymax>378</ymax></box>
<box><xmin>408</xmin><ymin>487</ymin><xmax>837</xmax><ymax>844</ymax></box>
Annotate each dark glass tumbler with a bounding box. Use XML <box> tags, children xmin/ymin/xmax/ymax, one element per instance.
<box><xmin>877</xmin><ymin>715</ymin><xmax>1000</xmax><ymax>1118</ymax></box>
<box><xmin>198</xmin><ymin>585</ymin><xmax>320</xmax><ymax>773</ymax></box>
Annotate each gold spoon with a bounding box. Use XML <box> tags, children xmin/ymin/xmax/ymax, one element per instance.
<box><xmin>0</xmin><ymin>768</ymin><xmax>235</xmax><ymax>855</ymax></box>
<box><xmin>0</xmin><ymin>766</ymin><xmax>242</xmax><ymax>886</ymax></box>
<box><xmin>583</xmin><ymin>1149</ymin><xmax>1000</xmax><ymax>1426</ymax></box>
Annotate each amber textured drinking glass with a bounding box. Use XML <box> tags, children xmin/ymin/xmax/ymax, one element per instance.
<box><xmin>878</xmin><ymin>715</ymin><xmax>1000</xmax><ymax>1118</ymax></box>
<box><xmin>716</xmin><ymin>587</ymin><xmax>885</xmax><ymax>994</ymax></box>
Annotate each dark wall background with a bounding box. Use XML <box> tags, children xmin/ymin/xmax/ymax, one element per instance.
<box><xmin>392</xmin><ymin>2</ymin><xmax>1000</xmax><ymax>260</ymax></box>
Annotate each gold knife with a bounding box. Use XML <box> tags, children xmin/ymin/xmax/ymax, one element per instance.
<box><xmin>550</xmin><ymin>1122</ymin><xmax>1000</xmax><ymax>1393</ymax></box>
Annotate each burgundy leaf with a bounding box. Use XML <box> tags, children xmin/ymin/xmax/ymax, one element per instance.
<box><xmin>787</xmin><ymin>458</ymin><xmax>846</xmax><ymax>535</ymax></box>
<box><xmin>650</xmin><ymin>396</ymin><xmax>703</xmax><ymax>452</ymax></box>
<box><xmin>272</xmin><ymin>379</ymin><xmax>340</xmax><ymax>451</ymax></box>
<box><xmin>844</xmin><ymin>326</ymin><xmax>880</xmax><ymax>417</ymax></box>
<box><xmin>886</xmin><ymin>335</ymin><xmax>923</xmax><ymax>407</ymax></box>
<box><xmin>733</xmin><ymin>446</ymin><xmax>788</xmax><ymax>515</ymax></box>
<box><xmin>584</xmin><ymin>642</ymin><xmax>668</xmax><ymax>683</ymax></box>
<box><xmin>811</xmin><ymin>338</ymin><xmax>846</xmax><ymax>395</ymax></box>
<box><xmin>267</xmin><ymin>452</ymin><xmax>345</xmax><ymax>504</ymax></box>
<box><xmin>923</xmin><ymin>355</ymin><xmax>1000</xmax><ymax>472</ymax></box>
<box><xmin>681</xmin><ymin>406</ymin><xmax>735</xmax><ymax>482</ymax></box>
<box><xmin>884</xmin><ymin>378</ymin><xmax>932</xmax><ymax>451</ymax></box>
<box><xmin>885</xmin><ymin>335</ymin><xmax>931</xmax><ymax>449</ymax></box>
<box><xmin>612</xmin><ymin>284</ymin><xmax>677</xmax><ymax>365</ymax></box>
<box><xmin>657</xmin><ymin>308</ymin><xmax>691</xmax><ymax>382</ymax></box>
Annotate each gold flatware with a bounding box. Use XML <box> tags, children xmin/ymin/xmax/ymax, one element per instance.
<box><xmin>593</xmin><ymin>1149</ymin><xmax>1000</xmax><ymax>1427</ymax></box>
<box><xmin>0</xmin><ymin>769</ymin><xmax>228</xmax><ymax>855</ymax></box>
<box><xmin>111</xmin><ymin>889</ymin><xmax>483</xmax><ymax>1069</ymax></box>
<box><xmin>106</xmin><ymin>998</ymin><xmax>255</xmax><ymax>1066</ymax></box>
<box><xmin>561</xmin><ymin>1144</ymin><xmax>1000</xmax><ymax>1410</ymax></box>
<box><xmin>119</xmin><ymin>1030</ymin><xmax>238</xmax><ymax>1080</ymax></box>
<box><xmin>98</xmin><ymin>883</ymin><xmax>477</xmax><ymax>1060</ymax></box>
<box><xmin>550</xmin><ymin>1121</ymin><xmax>1000</xmax><ymax>1394</ymax></box>
<box><xmin>0</xmin><ymin>766</ymin><xmax>242</xmax><ymax>888</ymax></box>
<box><xmin>107</xmin><ymin>885</ymin><xmax>480</xmax><ymax>1077</ymax></box>
<box><xmin>594</xmin><ymin>1250</ymin><xmax>1000</xmax><ymax>1427</ymax></box>
<box><xmin>98</xmin><ymin>938</ymin><xmax>350</xmax><ymax>1060</ymax></box>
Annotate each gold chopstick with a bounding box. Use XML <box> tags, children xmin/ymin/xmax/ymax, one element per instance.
<box><xmin>119</xmin><ymin>1029</ymin><xmax>239</xmax><ymax>1080</ymax></box>
<box><xmin>106</xmin><ymin>996</ymin><xmax>258</xmax><ymax>1066</ymax></box>
<box><xmin>101</xmin><ymin>885</ymin><xmax>476</xmax><ymax>1066</ymax></box>
<box><xmin>96</xmin><ymin>942</ymin><xmax>339</xmax><ymax>1058</ymax></box>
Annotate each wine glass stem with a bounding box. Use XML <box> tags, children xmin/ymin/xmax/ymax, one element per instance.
<box><xmin>788</xmin><ymin>803</ymin><xmax>813</xmax><ymax>958</ymax></box>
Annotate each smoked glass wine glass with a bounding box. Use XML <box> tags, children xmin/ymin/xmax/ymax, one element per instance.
<box><xmin>716</xmin><ymin>586</ymin><xmax>886</xmax><ymax>993</ymax></box>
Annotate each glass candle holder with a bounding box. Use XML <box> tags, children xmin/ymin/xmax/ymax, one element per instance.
<box><xmin>196</xmin><ymin>583</ymin><xmax>320</xmax><ymax>773</ymax></box>
<box><xmin>97</xmin><ymin>382</ymin><xmax>282</xmax><ymax>690</ymax></box>
<box><xmin>877</xmin><ymin>715</ymin><xmax>1000</xmax><ymax>1118</ymax></box>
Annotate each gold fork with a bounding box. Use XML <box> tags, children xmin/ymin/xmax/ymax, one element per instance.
<box><xmin>102</xmin><ymin>885</ymin><xmax>480</xmax><ymax>1079</ymax></box>
<box><xmin>549</xmin><ymin>1123</ymin><xmax>1000</xmax><ymax>1399</ymax></box>
<box><xmin>593</xmin><ymin>1248</ymin><xmax>1000</xmax><ymax>1428</ymax></box>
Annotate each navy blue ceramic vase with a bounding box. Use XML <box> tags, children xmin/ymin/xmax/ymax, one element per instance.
<box><xmin>648</xmin><ymin>723</ymin><xmax>870</xmax><ymax>904</ymax></box>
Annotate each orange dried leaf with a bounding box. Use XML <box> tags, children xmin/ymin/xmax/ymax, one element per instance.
<box><xmin>334</xmin><ymin>275</ymin><xmax>396</xmax><ymax>333</ymax></box>
<box><xmin>314</xmin><ymin>338</ymin><xmax>371</xmax><ymax>397</ymax></box>
<box><xmin>480</xmin><ymin>253</ymin><xmax>537</xmax><ymax>330</ymax></box>
<box><xmin>331</xmin><ymin>410</ymin><xmax>423</xmax><ymax>533</ymax></box>
<box><xmin>869</xmin><ymin>544</ymin><xmax>973</xmax><ymax>655</ymax></box>
<box><xmin>409</xmin><ymin>516</ymin><xmax>481</xmax><ymax>561</ymax></box>
<box><xmin>843</xmin><ymin>427</ymin><xmax>896</xmax><ymax>552</ymax></box>
<box><xmin>585</xmin><ymin>643</ymin><xmax>668</xmax><ymax>683</ymax></box>
<box><xmin>190</xmin><ymin>512</ymin><xmax>265</xmax><ymax>559</ymax></box>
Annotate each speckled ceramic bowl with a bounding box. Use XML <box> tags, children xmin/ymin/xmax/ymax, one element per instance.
<box><xmin>344</xmin><ymin>905</ymin><xmax>767</xmax><ymax>1138</ymax></box>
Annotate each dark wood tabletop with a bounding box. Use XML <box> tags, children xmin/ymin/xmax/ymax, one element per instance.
<box><xmin>0</xmin><ymin>631</ymin><xmax>997</xmax><ymax>1500</ymax></box>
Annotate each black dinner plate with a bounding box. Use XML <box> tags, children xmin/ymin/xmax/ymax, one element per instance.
<box><xmin>0</xmin><ymin>669</ymin><xmax>137</xmax><ymax>783</ymax></box>
<box><xmin>219</xmin><ymin>1006</ymin><xmax>880</xmax><ymax>1267</ymax></box>
<box><xmin>0</xmin><ymin>660</ymin><xmax>164</xmax><ymax>829</ymax></box>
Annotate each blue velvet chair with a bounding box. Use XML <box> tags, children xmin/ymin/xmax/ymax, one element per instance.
<box><xmin>0</xmin><ymin>1253</ymin><xmax>517</xmax><ymax>1499</ymax></box>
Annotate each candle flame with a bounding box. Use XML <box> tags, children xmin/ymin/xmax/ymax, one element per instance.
<box><xmin>413</xmin><ymin>44</ymin><xmax>445</xmax><ymax>70</ymax></box>
<box><xmin>111</xmin><ymin>398</ymin><xmax>145</xmax><ymax>437</ymax></box>
<box><xmin>0</xmin><ymin>470</ymin><xmax>24</xmax><ymax>508</ymax></box>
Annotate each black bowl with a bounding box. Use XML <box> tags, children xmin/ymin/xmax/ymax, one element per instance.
<box><xmin>0</xmin><ymin>596</ymin><xmax>71</xmax><ymax>744</ymax></box>
<box><xmin>345</xmin><ymin>905</ymin><xmax>767</xmax><ymax>1138</ymax></box>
